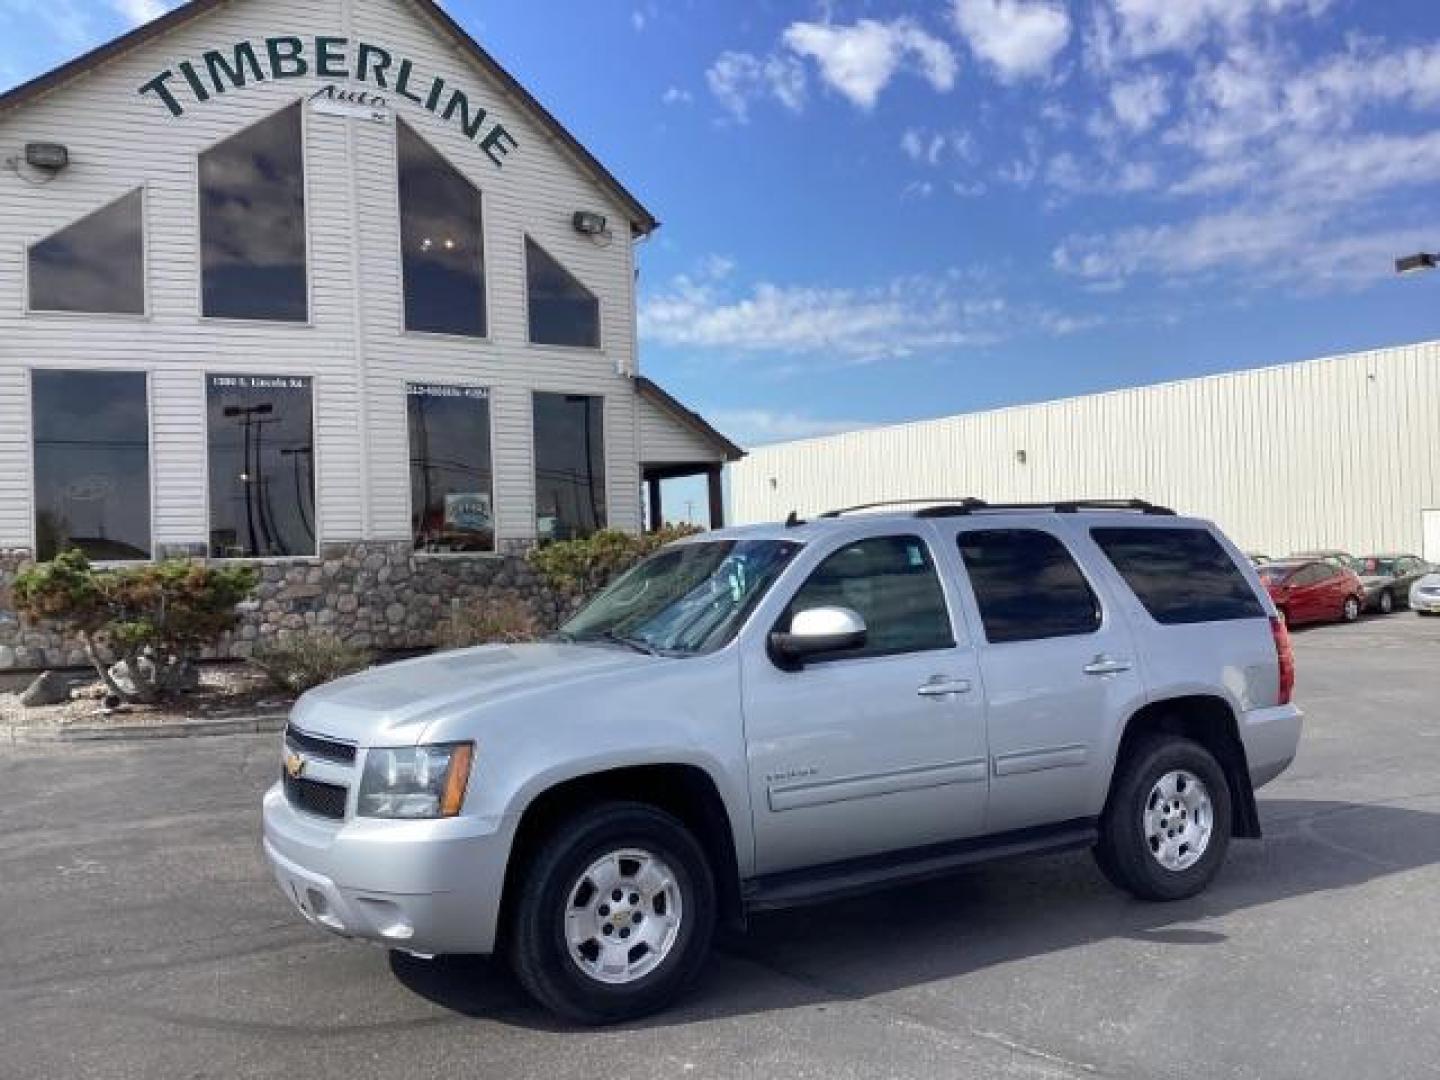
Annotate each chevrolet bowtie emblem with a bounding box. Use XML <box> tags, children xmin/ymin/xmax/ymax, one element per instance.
<box><xmin>285</xmin><ymin>751</ymin><xmax>307</xmax><ymax>780</ymax></box>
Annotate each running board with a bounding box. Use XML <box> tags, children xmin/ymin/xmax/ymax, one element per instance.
<box><xmin>743</xmin><ymin>819</ymin><xmax>1099</xmax><ymax>913</ymax></box>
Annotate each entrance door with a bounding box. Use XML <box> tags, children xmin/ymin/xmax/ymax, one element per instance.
<box><xmin>1424</xmin><ymin>510</ymin><xmax>1440</xmax><ymax>565</ymax></box>
<box><xmin>741</xmin><ymin>530</ymin><xmax>990</xmax><ymax>875</ymax></box>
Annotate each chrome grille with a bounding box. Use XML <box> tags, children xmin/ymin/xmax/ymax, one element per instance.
<box><xmin>285</xmin><ymin>724</ymin><xmax>357</xmax><ymax>765</ymax></box>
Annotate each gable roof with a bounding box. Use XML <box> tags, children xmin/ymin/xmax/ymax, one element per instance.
<box><xmin>0</xmin><ymin>0</ymin><xmax>658</xmax><ymax>236</ymax></box>
<box><xmin>636</xmin><ymin>377</ymin><xmax>745</xmax><ymax>463</ymax></box>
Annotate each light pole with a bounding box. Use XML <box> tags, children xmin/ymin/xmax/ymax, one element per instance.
<box><xmin>1395</xmin><ymin>252</ymin><xmax>1439</xmax><ymax>276</ymax></box>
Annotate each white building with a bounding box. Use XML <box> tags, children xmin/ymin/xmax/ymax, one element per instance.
<box><xmin>731</xmin><ymin>340</ymin><xmax>1440</xmax><ymax>562</ymax></box>
<box><xmin>0</xmin><ymin>0</ymin><xmax>739</xmax><ymax>671</ymax></box>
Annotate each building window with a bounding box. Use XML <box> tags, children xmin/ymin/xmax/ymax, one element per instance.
<box><xmin>206</xmin><ymin>374</ymin><xmax>315</xmax><ymax>558</ymax></box>
<box><xmin>28</xmin><ymin>190</ymin><xmax>145</xmax><ymax>315</ymax></box>
<box><xmin>398</xmin><ymin>120</ymin><xmax>486</xmax><ymax>337</ymax></box>
<box><xmin>31</xmin><ymin>370</ymin><xmax>151</xmax><ymax>562</ymax></box>
<box><xmin>200</xmin><ymin>102</ymin><xmax>308</xmax><ymax>321</ymax></box>
<box><xmin>408</xmin><ymin>384</ymin><xmax>495</xmax><ymax>554</ymax></box>
<box><xmin>534</xmin><ymin>393</ymin><xmax>605</xmax><ymax>542</ymax></box>
<box><xmin>526</xmin><ymin>237</ymin><xmax>599</xmax><ymax>348</ymax></box>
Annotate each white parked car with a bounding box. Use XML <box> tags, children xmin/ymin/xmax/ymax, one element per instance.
<box><xmin>1411</xmin><ymin>570</ymin><xmax>1440</xmax><ymax>615</ymax></box>
<box><xmin>263</xmin><ymin>499</ymin><xmax>1302</xmax><ymax>1023</ymax></box>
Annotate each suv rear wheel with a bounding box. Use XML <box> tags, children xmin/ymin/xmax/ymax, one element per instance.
<box><xmin>508</xmin><ymin>802</ymin><xmax>716</xmax><ymax>1024</ymax></box>
<box><xmin>1094</xmin><ymin>735</ymin><xmax>1232</xmax><ymax>901</ymax></box>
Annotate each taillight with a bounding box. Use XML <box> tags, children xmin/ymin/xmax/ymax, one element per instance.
<box><xmin>1270</xmin><ymin>615</ymin><xmax>1295</xmax><ymax>705</ymax></box>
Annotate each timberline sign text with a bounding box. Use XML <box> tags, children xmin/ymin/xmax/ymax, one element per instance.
<box><xmin>139</xmin><ymin>37</ymin><xmax>519</xmax><ymax>167</ymax></box>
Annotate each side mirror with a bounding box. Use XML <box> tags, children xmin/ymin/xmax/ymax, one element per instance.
<box><xmin>770</xmin><ymin>606</ymin><xmax>867</xmax><ymax>665</ymax></box>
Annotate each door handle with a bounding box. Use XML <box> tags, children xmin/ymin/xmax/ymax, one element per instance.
<box><xmin>1083</xmin><ymin>656</ymin><xmax>1133</xmax><ymax>676</ymax></box>
<box><xmin>918</xmin><ymin>678</ymin><xmax>973</xmax><ymax>697</ymax></box>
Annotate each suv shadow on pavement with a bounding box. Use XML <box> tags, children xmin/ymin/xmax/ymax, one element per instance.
<box><xmin>389</xmin><ymin>796</ymin><xmax>1440</xmax><ymax>1029</ymax></box>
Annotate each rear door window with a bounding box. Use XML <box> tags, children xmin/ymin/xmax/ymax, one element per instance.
<box><xmin>1092</xmin><ymin>527</ymin><xmax>1265</xmax><ymax>625</ymax></box>
<box><xmin>957</xmin><ymin>529</ymin><xmax>1102</xmax><ymax>643</ymax></box>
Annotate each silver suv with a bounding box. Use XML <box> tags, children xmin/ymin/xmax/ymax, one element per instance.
<box><xmin>263</xmin><ymin>499</ymin><xmax>1302</xmax><ymax>1024</ymax></box>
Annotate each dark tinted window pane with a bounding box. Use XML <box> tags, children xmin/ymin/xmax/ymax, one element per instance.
<box><xmin>959</xmin><ymin>529</ymin><xmax>1100</xmax><ymax>643</ymax></box>
<box><xmin>1092</xmin><ymin>527</ymin><xmax>1265</xmax><ymax>625</ymax></box>
<box><xmin>408</xmin><ymin>384</ymin><xmax>494</xmax><ymax>553</ymax></box>
<box><xmin>399</xmin><ymin>120</ymin><xmax>485</xmax><ymax>337</ymax></box>
<box><xmin>786</xmin><ymin>536</ymin><xmax>953</xmax><ymax>659</ymax></box>
<box><xmin>534</xmin><ymin>393</ymin><xmax>605</xmax><ymax>542</ymax></box>
<box><xmin>207</xmin><ymin>375</ymin><xmax>314</xmax><ymax>558</ymax></box>
<box><xmin>29</xmin><ymin>190</ymin><xmax>145</xmax><ymax>314</ymax></box>
<box><xmin>32</xmin><ymin>371</ymin><xmax>150</xmax><ymax>562</ymax></box>
<box><xmin>527</xmin><ymin>237</ymin><xmax>599</xmax><ymax>347</ymax></box>
<box><xmin>200</xmin><ymin>103</ymin><xmax>307</xmax><ymax>321</ymax></box>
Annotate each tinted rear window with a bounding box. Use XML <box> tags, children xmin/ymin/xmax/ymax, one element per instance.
<box><xmin>1092</xmin><ymin>527</ymin><xmax>1265</xmax><ymax>625</ymax></box>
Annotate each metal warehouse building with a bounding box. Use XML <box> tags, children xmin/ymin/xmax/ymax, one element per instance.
<box><xmin>0</xmin><ymin>0</ymin><xmax>741</xmax><ymax>672</ymax></box>
<box><xmin>731</xmin><ymin>339</ymin><xmax>1440</xmax><ymax>562</ymax></box>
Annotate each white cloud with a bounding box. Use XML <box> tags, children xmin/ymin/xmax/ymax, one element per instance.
<box><xmin>0</xmin><ymin>0</ymin><xmax>94</xmax><ymax>47</ymax></box>
<box><xmin>110</xmin><ymin>0</ymin><xmax>170</xmax><ymax>24</ymax></box>
<box><xmin>783</xmin><ymin>17</ymin><xmax>957</xmax><ymax>110</ymax></box>
<box><xmin>639</xmin><ymin>261</ymin><xmax>1030</xmax><ymax>364</ymax></box>
<box><xmin>1046</xmin><ymin>152</ymin><xmax>1157</xmax><ymax>195</ymax></box>
<box><xmin>951</xmin><ymin>0</ymin><xmax>1071</xmax><ymax>83</ymax></box>
<box><xmin>706</xmin><ymin>409</ymin><xmax>868</xmax><ymax>447</ymax></box>
<box><xmin>1109</xmin><ymin>72</ymin><xmax>1168</xmax><ymax>132</ymax></box>
<box><xmin>1053</xmin><ymin>205</ymin><xmax>1426</xmax><ymax>286</ymax></box>
<box><xmin>661</xmin><ymin>85</ymin><xmax>693</xmax><ymax>106</ymax></box>
<box><xmin>1105</xmin><ymin>0</ymin><xmax>1333</xmax><ymax>59</ymax></box>
<box><xmin>901</xmin><ymin>127</ymin><xmax>976</xmax><ymax>166</ymax></box>
<box><xmin>705</xmin><ymin>51</ymin><xmax>807</xmax><ymax>122</ymax></box>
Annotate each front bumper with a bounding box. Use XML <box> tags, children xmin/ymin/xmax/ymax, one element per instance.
<box><xmin>1241</xmin><ymin>703</ymin><xmax>1304</xmax><ymax>790</ymax></box>
<box><xmin>262</xmin><ymin>783</ymin><xmax>515</xmax><ymax>955</ymax></box>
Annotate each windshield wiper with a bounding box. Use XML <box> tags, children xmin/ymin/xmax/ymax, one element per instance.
<box><xmin>600</xmin><ymin>631</ymin><xmax>661</xmax><ymax>656</ymax></box>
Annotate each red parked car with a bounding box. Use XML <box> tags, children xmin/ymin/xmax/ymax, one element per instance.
<box><xmin>1256</xmin><ymin>559</ymin><xmax>1365</xmax><ymax>626</ymax></box>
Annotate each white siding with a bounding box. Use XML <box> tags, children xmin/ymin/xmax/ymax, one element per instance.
<box><xmin>0</xmin><ymin>0</ymin><xmax>645</xmax><ymax>550</ymax></box>
<box><xmin>637</xmin><ymin>393</ymin><xmax>725</xmax><ymax>466</ymax></box>
<box><xmin>731</xmin><ymin>340</ymin><xmax>1440</xmax><ymax>557</ymax></box>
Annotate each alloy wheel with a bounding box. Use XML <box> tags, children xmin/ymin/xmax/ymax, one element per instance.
<box><xmin>1143</xmin><ymin>770</ymin><xmax>1214</xmax><ymax>872</ymax></box>
<box><xmin>564</xmin><ymin>848</ymin><xmax>684</xmax><ymax>986</ymax></box>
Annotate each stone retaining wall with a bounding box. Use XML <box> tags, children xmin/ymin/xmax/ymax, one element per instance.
<box><xmin>0</xmin><ymin>543</ymin><xmax>574</xmax><ymax>672</ymax></box>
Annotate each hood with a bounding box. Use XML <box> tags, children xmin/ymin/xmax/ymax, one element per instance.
<box><xmin>1359</xmin><ymin>574</ymin><xmax>1393</xmax><ymax>587</ymax></box>
<box><xmin>1415</xmin><ymin>573</ymin><xmax>1440</xmax><ymax>591</ymax></box>
<box><xmin>288</xmin><ymin>643</ymin><xmax>660</xmax><ymax>745</ymax></box>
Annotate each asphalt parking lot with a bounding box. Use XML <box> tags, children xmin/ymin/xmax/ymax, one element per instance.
<box><xmin>3</xmin><ymin>616</ymin><xmax>1439</xmax><ymax>1080</ymax></box>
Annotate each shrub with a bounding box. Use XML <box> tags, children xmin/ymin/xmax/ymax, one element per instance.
<box><xmin>528</xmin><ymin>525</ymin><xmax>704</xmax><ymax>598</ymax></box>
<box><xmin>439</xmin><ymin>594</ymin><xmax>542</xmax><ymax>650</ymax></box>
<box><xmin>250</xmin><ymin>633</ymin><xmax>372</xmax><ymax>695</ymax></box>
<box><xmin>13</xmin><ymin>550</ymin><xmax>258</xmax><ymax>704</ymax></box>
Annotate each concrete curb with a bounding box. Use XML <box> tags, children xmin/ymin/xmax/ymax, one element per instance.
<box><xmin>3</xmin><ymin>713</ymin><xmax>288</xmax><ymax>745</ymax></box>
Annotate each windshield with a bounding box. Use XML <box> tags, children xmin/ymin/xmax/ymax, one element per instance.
<box><xmin>1257</xmin><ymin>565</ymin><xmax>1297</xmax><ymax>584</ymax></box>
<box><xmin>1361</xmin><ymin>558</ymin><xmax>1398</xmax><ymax>576</ymax></box>
<box><xmin>559</xmin><ymin>539</ymin><xmax>801</xmax><ymax>656</ymax></box>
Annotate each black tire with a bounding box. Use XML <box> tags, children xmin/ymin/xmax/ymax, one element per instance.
<box><xmin>508</xmin><ymin>801</ymin><xmax>716</xmax><ymax>1025</ymax></box>
<box><xmin>1094</xmin><ymin>735</ymin><xmax>1232</xmax><ymax>902</ymax></box>
<box><xmin>1341</xmin><ymin>594</ymin><xmax>1362</xmax><ymax>623</ymax></box>
<box><xmin>1378</xmin><ymin>590</ymin><xmax>1395</xmax><ymax>615</ymax></box>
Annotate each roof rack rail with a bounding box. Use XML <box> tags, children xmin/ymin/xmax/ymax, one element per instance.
<box><xmin>916</xmin><ymin>498</ymin><xmax>1176</xmax><ymax>519</ymax></box>
<box><xmin>817</xmin><ymin>498</ymin><xmax>988</xmax><ymax>520</ymax></box>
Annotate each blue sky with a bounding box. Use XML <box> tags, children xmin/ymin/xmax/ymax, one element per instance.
<box><xmin>4</xmin><ymin>0</ymin><xmax>1440</xmax><ymax>459</ymax></box>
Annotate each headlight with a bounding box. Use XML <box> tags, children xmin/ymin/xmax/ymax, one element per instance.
<box><xmin>358</xmin><ymin>743</ymin><xmax>474</xmax><ymax>819</ymax></box>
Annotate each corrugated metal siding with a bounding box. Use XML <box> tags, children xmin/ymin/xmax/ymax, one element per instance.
<box><xmin>731</xmin><ymin>341</ymin><xmax>1440</xmax><ymax>557</ymax></box>
<box><xmin>0</xmin><ymin>0</ymin><xmax>647</xmax><ymax>549</ymax></box>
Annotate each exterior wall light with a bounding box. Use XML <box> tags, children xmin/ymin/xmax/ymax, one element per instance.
<box><xmin>25</xmin><ymin>142</ymin><xmax>70</xmax><ymax>172</ymax></box>
<box><xmin>1395</xmin><ymin>252</ymin><xmax>1438</xmax><ymax>275</ymax></box>
<box><xmin>572</xmin><ymin>210</ymin><xmax>608</xmax><ymax>236</ymax></box>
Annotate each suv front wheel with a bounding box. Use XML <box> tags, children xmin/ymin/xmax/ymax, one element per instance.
<box><xmin>508</xmin><ymin>802</ymin><xmax>716</xmax><ymax>1024</ymax></box>
<box><xmin>1094</xmin><ymin>735</ymin><xmax>1233</xmax><ymax>902</ymax></box>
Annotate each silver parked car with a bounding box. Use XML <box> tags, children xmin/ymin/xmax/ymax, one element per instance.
<box><xmin>1357</xmin><ymin>554</ymin><xmax>1432</xmax><ymax>614</ymax></box>
<box><xmin>263</xmin><ymin>499</ymin><xmax>1303</xmax><ymax>1023</ymax></box>
<box><xmin>1412</xmin><ymin>569</ymin><xmax>1440</xmax><ymax>615</ymax></box>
